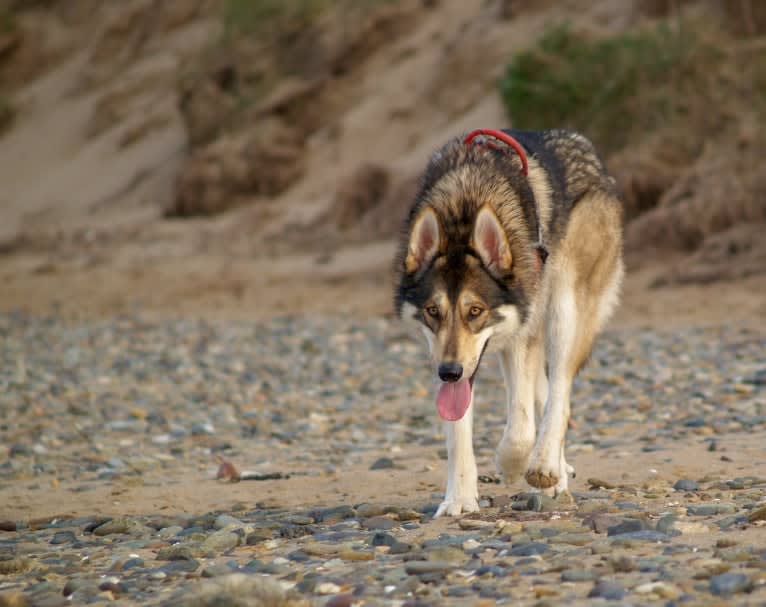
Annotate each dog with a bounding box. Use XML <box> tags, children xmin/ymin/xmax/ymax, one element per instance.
<box><xmin>393</xmin><ymin>129</ymin><xmax>623</xmax><ymax>517</ymax></box>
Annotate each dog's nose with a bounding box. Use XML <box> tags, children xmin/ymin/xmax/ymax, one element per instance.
<box><xmin>438</xmin><ymin>362</ymin><xmax>463</xmax><ymax>382</ymax></box>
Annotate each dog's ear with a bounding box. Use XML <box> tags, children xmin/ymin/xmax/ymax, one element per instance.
<box><xmin>405</xmin><ymin>207</ymin><xmax>440</xmax><ymax>273</ymax></box>
<box><xmin>473</xmin><ymin>205</ymin><xmax>512</xmax><ymax>275</ymax></box>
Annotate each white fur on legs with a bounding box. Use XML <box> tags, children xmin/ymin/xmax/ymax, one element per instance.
<box><xmin>434</xmin><ymin>394</ymin><xmax>478</xmax><ymax>517</ymax></box>
<box><xmin>553</xmin><ymin>444</ymin><xmax>572</xmax><ymax>495</ymax></box>
<box><xmin>495</xmin><ymin>340</ymin><xmax>538</xmax><ymax>485</ymax></box>
<box><xmin>526</xmin><ymin>287</ymin><xmax>576</xmax><ymax>490</ymax></box>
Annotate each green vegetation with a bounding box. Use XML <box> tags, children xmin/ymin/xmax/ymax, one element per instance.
<box><xmin>0</xmin><ymin>7</ymin><xmax>16</xmax><ymax>34</ymax></box>
<box><xmin>499</xmin><ymin>21</ymin><xmax>730</xmax><ymax>154</ymax></box>
<box><xmin>223</xmin><ymin>0</ymin><xmax>333</xmax><ymax>39</ymax></box>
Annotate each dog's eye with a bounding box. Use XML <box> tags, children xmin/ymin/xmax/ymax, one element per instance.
<box><xmin>468</xmin><ymin>306</ymin><xmax>483</xmax><ymax>319</ymax></box>
<box><xmin>425</xmin><ymin>305</ymin><xmax>439</xmax><ymax>318</ymax></box>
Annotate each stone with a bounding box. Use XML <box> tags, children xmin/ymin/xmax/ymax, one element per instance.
<box><xmin>369</xmin><ymin>457</ymin><xmax>395</xmax><ymax>470</ymax></box>
<box><xmin>370</xmin><ymin>532</ymin><xmax>397</xmax><ymax>547</ymax></box>
<box><xmin>50</xmin><ymin>530</ymin><xmax>77</xmax><ymax>544</ymax></box>
<box><xmin>710</xmin><ymin>572</ymin><xmax>751</xmax><ymax>596</ymax></box>
<box><xmin>548</xmin><ymin>532</ymin><xmax>593</xmax><ymax>546</ymax></box>
<box><xmin>361</xmin><ymin>516</ymin><xmax>397</xmax><ymax>530</ymax></box>
<box><xmin>405</xmin><ymin>560</ymin><xmax>455</xmax><ymax>575</ymax></box>
<box><xmin>213</xmin><ymin>515</ymin><xmax>244</xmax><ymax>530</ymax></box>
<box><xmin>686</xmin><ymin>502</ymin><xmax>737</xmax><ymax>516</ymax></box>
<box><xmin>200</xmin><ymin>529</ymin><xmax>242</xmax><ymax>555</ymax></box>
<box><xmin>156</xmin><ymin>545</ymin><xmax>198</xmax><ymax>561</ymax></box>
<box><xmin>673</xmin><ymin>479</ymin><xmax>699</xmax><ymax>491</ymax></box>
<box><xmin>634</xmin><ymin>581</ymin><xmax>682</xmax><ymax>599</ymax></box>
<box><xmin>510</xmin><ymin>542</ymin><xmax>549</xmax><ymax>556</ymax></box>
<box><xmin>92</xmin><ymin>518</ymin><xmax>132</xmax><ymax>536</ymax></box>
<box><xmin>606</xmin><ymin>518</ymin><xmax>650</xmax><ymax>536</ymax></box>
<box><xmin>747</xmin><ymin>505</ymin><xmax>766</xmax><ymax>522</ymax></box>
<box><xmin>561</xmin><ymin>568</ymin><xmax>597</xmax><ymax>582</ymax></box>
<box><xmin>588</xmin><ymin>580</ymin><xmax>626</xmax><ymax>600</ymax></box>
<box><xmin>356</xmin><ymin>503</ymin><xmax>387</xmax><ymax>518</ymax></box>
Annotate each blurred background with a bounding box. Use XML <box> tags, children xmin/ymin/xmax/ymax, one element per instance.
<box><xmin>0</xmin><ymin>0</ymin><xmax>764</xmax><ymax>322</ymax></box>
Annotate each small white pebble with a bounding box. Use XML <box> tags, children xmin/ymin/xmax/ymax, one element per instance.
<box><xmin>315</xmin><ymin>582</ymin><xmax>342</xmax><ymax>595</ymax></box>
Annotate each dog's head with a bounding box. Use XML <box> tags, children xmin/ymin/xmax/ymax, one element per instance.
<box><xmin>396</xmin><ymin>204</ymin><xmax>528</xmax><ymax>421</ymax></box>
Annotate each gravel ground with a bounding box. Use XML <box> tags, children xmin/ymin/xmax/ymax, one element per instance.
<box><xmin>1</xmin><ymin>313</ymin><xmax>765</xmax><ymax>606</ymax></box>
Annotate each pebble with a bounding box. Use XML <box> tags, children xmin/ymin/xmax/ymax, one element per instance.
<box><xmin>0</xmin><ymin>316</ymin><xmax>764</xmax><ymax>605</ymax></box>
<box><xmin>588</xmin><ymin>579</ymin><xmax>626</xmax><ymax>600</ymax></box>
<box><xmin>561</xmin><ymin>568</ymin><xmax>597</xmax><ymax>582</ymax></box>
<box><xmin>405</xmin><ymin>560</ymin><xmax>455</xmax><ymax>575</ymax></box>
<box><xmin>606</xmin><ymin>518</ymin><xmax>650</xmax><ymax>536</ymax></box>
<box><xmin>369</xmin><ymin>457</ymin><xmax>395</xmax><ymax>470</ymax></box>
<box><xmin>687</xmin><ymin>502</ymin><xmax>737</xmax><ymax>516</ymax></box>
<box><xmin>673</xmin><ymin>479</ymin><xmax>699</xmax><ymax>491</ymax></box>
<box><xmin>510</xmin><ymin>542</ymin><xmax>550</xmax><ymax>556</ymax></box>
<box><xmin>710</xmin><ymin>572</ymin><xmax>751</xmax><ymax>596</ymax></box>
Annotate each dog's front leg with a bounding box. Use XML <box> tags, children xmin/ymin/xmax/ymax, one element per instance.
<box><xmin>495</xmin><ymin>340</ymin><xmax>537</xmax><ymax>484</ymax></box>
<box><xmin>434</xmin><ymin>393</ymin><xmax>478</xmax><ymax>518</ymax></box>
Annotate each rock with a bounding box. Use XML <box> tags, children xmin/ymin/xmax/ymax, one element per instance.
<box><xmin>0</xmin><ymin>521</ymin><xmax>17</xmax><ymax>532</ymax></box>
<box><xmin>201</xmin><ymin>563</ymin><xmax>233</xmax><ymax>578</ymax></box>
<box><xmin>583</xmin><ymin>514</ymin><xmax>621</xmax><ymax>534</ymax></box>
<box><xmin>370</xmin><ymin>532</ymin><xmax>397</xmax><ymax>547</ymax></box>
<box><xmin>361</xmin><ymin>516</ymin><xmax>397</xmax><ymax>530</ymax></box>
<box><xmin>369</xmin><ymin>457</ymin><xmax>395</xmax><ymax>470</ymax></box>
<box><xmin>609</xmin><ymin>555</ymin><xmax>636</xmax><ymax>572</ymax></box>
<box><xmin>356</xmin><ymin>503</ymin><xmax>387</xmax><ymax>518</ymax></box>
<box><xmin>587</xmin><ymin>478</ymin><xmax>616</xmax><ymax>489</ymax></box>
<box><xmin>606</xmin><ymin>518</ymin><xmax>650</xmax><ymax>536</ymax></box>
<box><xmin>673</xmin><ymin>479</ymin><xmax>699</xmax><ymax>491</ymax></box>
<box><xmin>634</xmin><ymin>581</ymin><xmax>682</xmax><ymax>599</ymax></box>
<box><xmin>405</xmin><ymin>560</ymin><xmax>455</xmax><ymax>575</ymax></box>
<box><xmin>709</xmin><ymin>572</ymin><xmax>751</xmax><ymax>596</ymax></box>
<box><xmin>92</xmin><ymin>518</ymin><xmax>131</xmax><ymax>536</ymax></box>
<box><xmin>747</xmin><ymin>505</ymin><xmax>766</xmax><ymax>522</ymax></box>
<box><xmin>510</xmin><ymin>542</ymin><xmax>550</xmax><ymax>557</ymax></box>
<box><xmin>561</xmin><ymin>568</ymin><xmax>597</xmax><ymax>582</ymax></box>
<box><xmin>687</xmin><ymin>502</ymin><xmax>737</xmax><ymax>516</ymax></box>
<box><xmin>548</xmin><ymin>532</ymin><xmax>593</xmax><ymax>546</ymax></box>
<box><xmin>156</xmin><ymin>545</ymin><xmax>198</xmax><ymax>561</ymax></box>
<box><xmin>588</xmin><ymin>580</ymin><xmax>626</xmax><ymax>600</ymax></box>
<box><xmin>213</xmin><ymin>514</ymin><xmax>244</xmax><ymax>530</ymax></box>
<box><xmin>50</xmin><ymin>530</ymin><xmax>77</xmax><ymax>544</ymax></box>
<box><xmin>425</xmin><ymin>545</ymin><xmax>466</xmax><ymax>564</ymax></box>
<box><xmin>201</xmin><ymin>530</ymin><xmax>241</xmax><ymax>555</ymax></box>
<box><xmin>458</xmin><ymin>518</ymin><xmax>494</xmax><ymax>530</ymax></box>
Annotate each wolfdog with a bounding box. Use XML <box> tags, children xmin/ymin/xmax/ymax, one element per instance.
<box><xmin>393</xmin><ymin>129</ymin><xmax>623</xmax><ymax>517</ymax></box>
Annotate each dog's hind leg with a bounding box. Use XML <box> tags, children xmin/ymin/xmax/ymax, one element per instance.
<box><xmin>435</xmin><ymin>393</ymin><xmax>479</xmax><ymax>517</ymax></box>
<box><xmin>495</xmin><ymin>336</ymin><xmax>540</xmax><ymax>485</ymax></box>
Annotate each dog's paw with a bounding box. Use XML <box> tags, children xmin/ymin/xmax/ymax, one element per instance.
<box><xmin>525</xmin><ymin>467</ymin><xmax>559</xmax><ymax>490</ymax></box>
<box><xmin>434</xmin><ymin>495</ymin><xmax>480</xmax><ymax>518</ymax></box>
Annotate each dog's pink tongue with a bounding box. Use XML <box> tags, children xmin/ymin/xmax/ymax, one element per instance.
<box><xmin>436</xmin><ymin>379</ymin><xmax>472</xmax><ymax>421</ymax></box>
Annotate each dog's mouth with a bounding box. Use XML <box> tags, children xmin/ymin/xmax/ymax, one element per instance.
<box><xmin>435</xmin><ymin>374</ymin><xmax>475</xmax><ymax>422</ymax></box>
<box><xmin>435</xmin><ymin>341</ymin><xmax>489</xmax><ymax>422</ymax></box>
